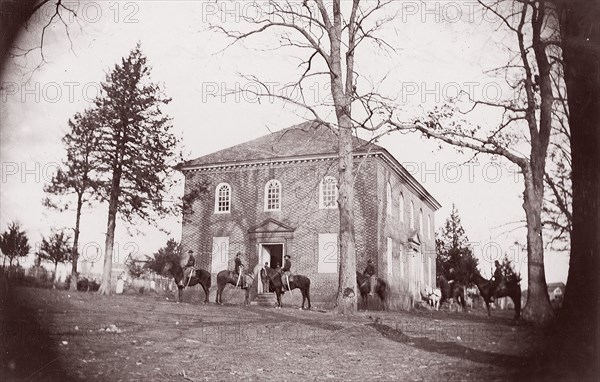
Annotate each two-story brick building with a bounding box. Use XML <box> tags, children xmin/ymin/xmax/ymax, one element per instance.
<box><xmin>180</xmin><ymin>120</ymin><xmax>441</xmax><ymax>309</ymax></box>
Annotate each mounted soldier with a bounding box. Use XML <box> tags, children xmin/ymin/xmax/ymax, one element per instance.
<box><xmin>490</xmin><ymin>260</ymin><xmax>503</xmax><ymax>301</ymax></box>
<box><xmin>180</xmin><ymin>250</ymin><xmax>195</xmax><ymax>287</ymax></box>
<box><xmin>363</xmin><ymin>259</ymin><xmax>376</xmax><ymax>296</ymax></box>
<box><xmin>281</xmin><ymin>254</ymin><xmax>292</xmax><ymax>292</ymax></box>
<box><xmin>234</xmin><ymin>252</ymin><xmax>246</xmax><ymax>288</ymax></box>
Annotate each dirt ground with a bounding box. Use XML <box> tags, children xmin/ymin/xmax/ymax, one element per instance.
<box><xmin>0</xmin><ymin>285</ymin><xmax>577</xmax><ymax>382</ymax></box>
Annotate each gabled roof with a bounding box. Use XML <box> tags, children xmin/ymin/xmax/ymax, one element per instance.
<box><xmin>248</xmin><ymin>218</ymin><xmax>295</xmax><ymax>234</ymax></box>
<box><xmin>185</xmin><ymin>120</ymin><xmax>383</xmax><ymax>167</ymax></box>
<box><xmin>182</xmin><ymin>120</ymin><xmax>441</xmax><ymax>210</ymax></box>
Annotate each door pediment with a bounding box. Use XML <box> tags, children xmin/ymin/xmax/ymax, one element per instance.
<box><xmin>248</xmin><ymin>218</ymin><xmax>295</xmax><ymax>234</ymax></box>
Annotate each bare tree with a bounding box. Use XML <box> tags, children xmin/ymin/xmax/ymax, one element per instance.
<box><xmin>387</xmin><ymin>0</ymin><xmax>560</xmax><ymax>324</ymax></box>
<box><xmin>211</xmin><ymin>0</ymin><xmax>396</xmax><ymax>314</ymax></box>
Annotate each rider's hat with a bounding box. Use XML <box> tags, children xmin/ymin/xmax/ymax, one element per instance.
<box><xmin>188</xmin><ymin>250</ymin><xmax>194</xmax><ymax>254</ymax></box>
<box><xmin>236</xmin><ymin>252</ymin><xmax>241</xmax><ymax>256</ymax></box>
<box><xmin>284</xmin><ymin>254</ymin><xmax>290</xmax><ymax>259</ymax></box>
<box><xmin>367</xmin><ymin>259</ymin><xmax>372</xmax><ymax>263</ymax></box>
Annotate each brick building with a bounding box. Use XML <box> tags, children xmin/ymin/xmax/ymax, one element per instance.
<box><xmin>180</xmin><ymin>120</ymin><xmax>441</xmax><ymax>309</ymax></box>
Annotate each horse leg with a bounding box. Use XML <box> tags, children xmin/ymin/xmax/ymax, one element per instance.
<box><xmin>201</xmin><ymin>283</ymin><xmax>209</xmax><ymax>303</ymax></box>
<box><xmin>178</xmin><ymin>286</ymin><xmax>183</xmax><ymax>303</ymax></box>
<box><xmin>216</xmin><ymin>284</ymin><xmax>223</xmax><ymax>305</ymax></box>
<box><xmin>244</xmin><ymin>288</ymin><xmax>250</xmax><ymax>307</ymax></box>
<box><xmin>485</xmin><ymin>301</ymin><xmax>491</xmax><ymax>317</ymax></box>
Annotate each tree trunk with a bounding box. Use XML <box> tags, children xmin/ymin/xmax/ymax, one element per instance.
<box><xmin>521</xmin><ymin>167</ymin><xmax>554</xmax><ymax>324</ymax></box>
<box><xmin>556</xmin><ymin>1</ymin><xmax>600</xmax><ymax>375</ymax></box>
<box><xmin>335</xmin><ymin>120</ymin><xmax>358</xmax><ymax>314</ymax></box>
<box><xmin>53</xmin><ymin>261</ymin><xmax>59</xmax><ymax>284</ymax></box>
<box><xmin>98</xmin><ymin>171</ymin><xmax>121</xmax><ymax>295</ymax></box>
<box><xmin>69</xmin><ymin>192</ymin><xmax>83</xmax><ymax>291</ymax></box>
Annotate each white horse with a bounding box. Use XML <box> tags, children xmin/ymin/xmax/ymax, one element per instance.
<box><xmin>420</xmin><ymin>285</ymin><xmax>442</xmax><ymax>311</ymax></box>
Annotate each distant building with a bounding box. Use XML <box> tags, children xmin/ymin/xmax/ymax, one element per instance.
<box><xmin>522</xmin><ymin>281</ymin><xmax>566</xmax><ymax>309</ymax></box>
<box><xmin>180</xmin><ymin>120</ymin><xmax>441</xmax><ymax>309</ymax></box>
<box><xmin>547</xmin><ymin>282</ymin><xmax>565</xmax><ymax>308</ymax></box>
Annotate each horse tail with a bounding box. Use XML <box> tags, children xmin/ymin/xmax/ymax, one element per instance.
<box><xmin>206</xmin><ymin>270</ymin><xmax>212</xmax><ymax>289</ymax></box>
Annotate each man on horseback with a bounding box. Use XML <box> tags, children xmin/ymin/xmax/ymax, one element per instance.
<box><xmin>490</xmin><ymin>260</ymin><xmax>502</xmax><ymax>301</ymax></box>
<box><xmin>281</xmin><ymin>254</ymin><xmax>292</xmax><ymax>292</ymax></box>
<box><xmin>180</xmin><ymin>250</ymin><xmax>195</xmax><ymax>287</ymax></box>
<box><xmin>234</xmin><ymin>252</ymin><xmax>246</xmax><ymax>288</ymax></box>
<box><xmin>363</xmin><ymin>259</ymin><xmax>376</xmax><ymax>296</ymax></box>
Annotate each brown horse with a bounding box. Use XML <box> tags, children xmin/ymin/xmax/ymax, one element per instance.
<box><xmin>470</xmin><ymin>271</ymin><xmax>521</xmax><ymax>320</ymax></box>
<box><xmin>260</xmin><ymin>267</ymin><xmax>312</xmax><ymax>309</ymax></box>
<box><xmin>356</xmin><ymin>272</ymin><xmax>390</xmax><ymax>310</ymax></box>
<box><xmin>437</xmin><ymin>275</ymin><xmax>466</xmax><ymax>312</ymax></box>
<box><xmin>164</xmin><ymin>260</ymin><xmax>211</xmax><ymax>303</ymax></box>
<box><xmin>216</xmin><ymin>270</ymin><xmax>253</xmax><ymax>306</ymax></box>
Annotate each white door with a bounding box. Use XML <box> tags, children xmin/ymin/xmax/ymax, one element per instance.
<box><xmin>211</xmin><ymin>237</ymin><xmax>229</xmax><ymax>274</ymax></box>
<box><xmin>259</xmin><ymin>244</ymin><xmax>271</xmax><ymax>267</ymax></box>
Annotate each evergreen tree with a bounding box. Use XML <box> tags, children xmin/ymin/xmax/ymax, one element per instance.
<box><xmin>144</xmin><ymin>238</ymin><xmax>181</xmax><ymax>277</ymax></box>
<box><xmin>44</xmin><ymin>108</ymin><xmax>102</xmax><ymax>290</ymax></box>
<box><xmin>94</xmin><ymin>43</ymin><xmax>180</xmax><ymax>295</ymax></box>
<box><xmin>0</xmin><ymin>222</ymin><xmax>31</xmax><ymax>268</ymax></box>
<box><xmin>435</xmin><ymin>204</ymin><xmax>479</xmax><ymax>286</ymax></box>
<box><xmin>37</xmin><ymin>231</ymin><xmax>73</xmax><ymax>283</ymax></box>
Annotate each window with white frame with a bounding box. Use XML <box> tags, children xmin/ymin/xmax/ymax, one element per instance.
<box><xmin>215</xmin><ymin>183</ymin><xmax>231</xmax><ymax>213</ymax></box>
<box><xmin>399</xmin><ymin>193</ymin><xmax>404</xmax><ymax>223</ymax></box>
<box><xmin>264</xmin><ymin>179</ymin><xmax>281</xmax><ymax>211</ymax></box>
<box><xmin>399</xmin><ymin>247</ymin><xmax>404</xmax><ymax>278</ymax></box>
<box><xmin>386</xmin><ymin>182</ymin><xmax>392</xmax><ymax>216</ymax></box>
<box><xmin>320</xmin><ymin>176</ymin><xmax>338</xmax><ymax>209</ymax></box>
<box><xmin>427</xmin><ymin>214</ymin><xmax>432</xmax><ymax>239</ymax></box>
<box><xmin>410</xmin><ymin>201</ymin><xmax>415</xmax><ymax>229</ymax></box>
<box><xmin>419</xmin><ymin>209</ymin><xmax>424</xmax><ymax>235</ymax></box>
<box><xmin>387</xmin><ymin>237</ymin><xmax>393</xmax><ymax>276</ymax></box>
<box><xmin>318</xmin><ymin>233</ymin><xmax>338</xmax><ymax>273</ymax></box>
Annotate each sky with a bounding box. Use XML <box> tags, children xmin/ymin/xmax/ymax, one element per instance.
<box><xmin>0</xmin><ymin>1</ymin><xmax>569</xmax><ymax>285</ymax></box>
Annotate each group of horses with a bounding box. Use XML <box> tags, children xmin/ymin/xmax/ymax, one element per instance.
<box><xmin>164</xmin><ymin>257</ymin><xmax>312</xmax><ymax>309</ymax></box>
<box><xmin>162</xmin><ymin>256</ymin><xmax>521</xmax><ymax>319</ymax></box>
<box><xmin>420</xmin><ymin>272</ymin><xmax>522</xmax><ymax>320</ymax></box>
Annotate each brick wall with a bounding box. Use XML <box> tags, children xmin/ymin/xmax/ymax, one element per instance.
<box><xmin>181</xmin><ymin>154</ymin><xmax>436</xmax><ymax>310</ymax></box>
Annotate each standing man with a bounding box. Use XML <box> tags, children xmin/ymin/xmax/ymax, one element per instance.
<box><xmin>180</xmin><ymin>250</ymin><xmax>195</xmax><ymax>287</ymax></box>
<box><xmin>234</xmin><ymin>252</ymin><xmax>245</xmax><ymax>288</ymax></box>
<box><xmin>364</xmin><ymin>259</ymin><xmax>376</xmax><ymax>296</ymax></box>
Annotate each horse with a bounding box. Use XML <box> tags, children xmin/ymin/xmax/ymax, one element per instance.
<box><xmin>163</xmin><ymin>259</ymin><xmax>211</xmax><ymax>303</ymax></box>
<box><xmin>260</xmin><ymin>266</ymin><xmax>312</xmax><ymax>309</ymax></box>
<box><xmin>470</xmin><ymin>271</ymin><xmax>521</xmax><ymax>320</ymax></box>
<box><xmin>216</xmin><ymin>270</ymin><xmax>253</xmax><ymax>306</ymax></box>
<box><xmin>356</xmin><ymin>272</ymin><xmax>390</xmax><ymax>310</ymax></box>
<box><xmin>420</xmin><ymin>285</ymin><xmax>442</xmax><ymax>311</ymax></box>
<box><xmin>437</xmin><ymin>275</ymin><xmax>466</xmax><ymax>312</ymax></box>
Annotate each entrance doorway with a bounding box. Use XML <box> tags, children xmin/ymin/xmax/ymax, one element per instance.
<box><xmin>259</xmin><ymin>243</ymin><xmax>284</xmax><ymax>269</ymax></box>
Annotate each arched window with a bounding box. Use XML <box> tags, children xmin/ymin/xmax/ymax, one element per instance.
<box><xmin>264</xmin><ymin>179</ymin><xmax>281</xmax><ymax>211</ymax></box>
<box><xmin>410</xmin><ymin>201</ymin><xmax>415</xmax><ymax>229</ymax></box>
<box><xmin>386</xmin><ymin>182</ymin><xmax>392</xmax><ymax>216</ymax></box>
<box><xmin>399</xmin><ymin>193</ymin><xmax>405</xmax><ymax>223</ymax></box>
<box><xmin>214</xmin><ymin>183</ymin><xmax>231</xmax><ymax>213</ymax></box>
<box><xmin>427</xmin><ymin>214</ymin><xmax>432</xmax><ymax>239</ymax></box>
<box><xmin>320</xmin><ymin>176</ymin><xmax>338</xmax><ymax>209</ymax></box>
<box><xmin>419</xmin><ymin>208</ymin><xmax>424</xmax><ymax>235</ymax></box>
